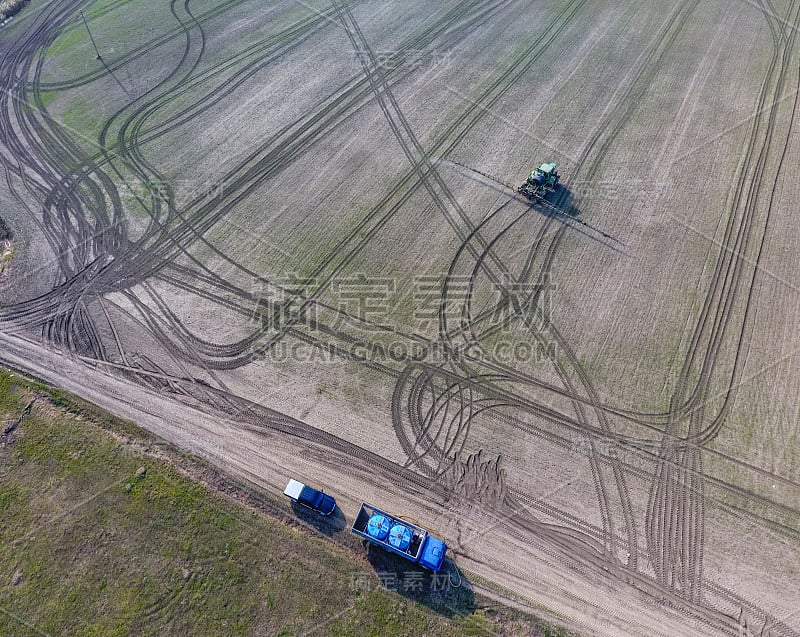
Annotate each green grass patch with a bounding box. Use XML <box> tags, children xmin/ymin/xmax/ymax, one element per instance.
<box><xmin>34</xmin><ymin>89</ymin><xmax>58</xmax><ymax>110</ymax></box>
<box><xmin>60</xmin><ymin>96</ymin><xmax>102</xmax><ymax>142</ymax></box>
<box><xmin>44</xmin><ymin>21</ymin><xmax>89</xmax><ymax>60</ymax></box>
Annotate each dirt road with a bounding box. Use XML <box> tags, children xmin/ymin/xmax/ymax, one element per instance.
<box><xmin>0</xmin><ymin>329</ymin><xmax>778</xmax><ymax>637</ymax></box>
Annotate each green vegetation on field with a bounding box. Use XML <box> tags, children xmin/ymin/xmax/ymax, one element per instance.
<box><xmin>34</xmin><ymin>89</ymin><xmax>58</xmax><ymax>110</ymax></box>
<box><xmin>60</xmin><ymin>96</ymin><xmax>104</xmax><ymax>142</ymax></box>
<box><xmin>0</xmin><ymin>370</ymin><xmax>574</xmax><ymax>637</ymax></box>
<box><xmin>43</xmin><ymin>21</ymin><xmax>89</xmax><ymax>60</ymax></box>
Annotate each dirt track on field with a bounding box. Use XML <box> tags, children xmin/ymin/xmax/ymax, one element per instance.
<box><xmin>2</xmin><ymin>0</ymin><xmax>800</xmax><ymax>635</ymax></box>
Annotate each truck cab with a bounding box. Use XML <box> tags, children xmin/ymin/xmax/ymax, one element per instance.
<box><xmin>419</xmin><ymin>535</ymin><xmax>447</xmax><ymax>571</ymax></box>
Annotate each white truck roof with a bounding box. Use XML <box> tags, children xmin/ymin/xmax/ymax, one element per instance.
<box><xmin>283</xmin><ymin>479</ymin><xmax>304</xmax><ymax>499</ymax></box>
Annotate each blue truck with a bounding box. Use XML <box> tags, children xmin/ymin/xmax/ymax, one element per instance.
<box><xmin>351</xmin><ymin>503</ymin><xmax>447</xmax><ymax>572</ymax></box>
<box><xmin>284</xmin><ymin>478</ymin><xmax>336</xmax><ymax>516</ymax></box>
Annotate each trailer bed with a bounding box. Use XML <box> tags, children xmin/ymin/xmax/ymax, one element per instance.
<box><xmin>351</xmin><ymin>502</ymin><xmax>447</xmax><ymax>571</ymax></box>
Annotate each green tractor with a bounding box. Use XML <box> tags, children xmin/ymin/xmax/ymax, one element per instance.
<box><xmin>518</xmin><ymin>162</ymin><xmax>559</xmax><ymax>200</ymax></box>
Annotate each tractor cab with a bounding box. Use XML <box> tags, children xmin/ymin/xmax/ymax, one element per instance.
<box><xmin>536</xmin><ymin>163</ymin><xmax>558</xmax><ymax>184</ymax></box>
<box><xmin>539</xmin><ymin>162</ymin><xmax>556</xmax><ymax>174</ymax></box>
<box><xmin>519</xmin><ymin>162</ymin><xmax>560</xmax><ymax>200</ymax></box>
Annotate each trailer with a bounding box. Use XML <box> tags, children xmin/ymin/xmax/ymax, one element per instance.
<box><xmin>351</xmin><ymin>503</ymin><xmax>447</xmax><ymax>572</ymax></box>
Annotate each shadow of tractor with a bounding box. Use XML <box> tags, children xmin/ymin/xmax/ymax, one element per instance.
<box><xmin>536</xmin><ymin>184</ymin><xmax>579</xmax><ymax>217</ymax></box>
